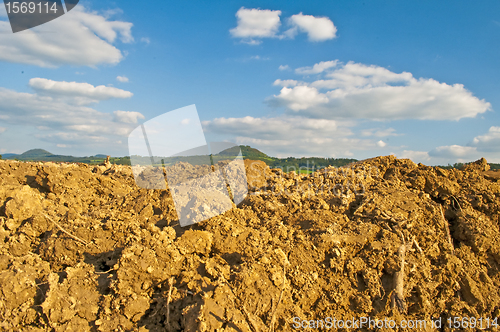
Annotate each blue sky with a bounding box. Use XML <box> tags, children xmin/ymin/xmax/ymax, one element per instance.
<box><xmin>0</xmin><ymin>0</ymin><xmax>499</xmax><ymax>164</ymax></box>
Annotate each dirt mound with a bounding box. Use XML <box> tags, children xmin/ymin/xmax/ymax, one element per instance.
<box><xmin>0</xmin><ymin>157</ymin><xmax>499</xmax><ymax>331</ymax></box>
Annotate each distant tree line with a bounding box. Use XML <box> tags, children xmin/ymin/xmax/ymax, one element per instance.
<box><xmin>268</xmin><ymin>157</ymin><xmax>357</xmax><ymax>170</ymax></box>
<box><xmin>439</xmin><ymin>163</ymin><xmax>465</xmax><ymax>170</ymax></box>
<box><xmin>439</xmin><ymin>162</ymin><xmax>500</xmax><ymax>170</ymax></box>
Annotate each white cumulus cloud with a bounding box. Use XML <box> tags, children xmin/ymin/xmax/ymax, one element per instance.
<box><xmin>272</xmin><ymin>60</ymin><xmax>491</xmax><ymax>120</ymax></box>
<box><xmin>230</xmin><ymin>8</ymin><xmax>336</xmax><ymax>44</ymax></box>
<box><xmin>117</xmin><ymin>76</ymin><xmax>129</xmax><ymax>83</ymax></box>
<box><xmin>295</xmin><ymin>60</ymin><xmax>338</xmax><ymax>75</ymax></box>
<box><xmin>275</xmin><ymin>85</ymin><xmax>330</xmax><ymax>111</ymax></box>
<box><xmin>0</xmin><ymin>6</ymin><xmax>133</xmax><ymax>67</ymax></box>
<box><xmin>0</xmin><ymin>82</ymin><xmax>143</xmax><ymax>155</ymax></box>
<box><xmin>0</xmin><ymin>87</ymin><xmax>140</xmax><ymax>135</ymax></box>
<box><xmin>230</xmin><ymin>7</ymin><xmax>282</xmax><ymax>44</ymax></box>
<box><xmin>287</xmin><ymin>13</ymin><xmax>337</xmax><ymax>41</ymax></box>
<box><xmin>113</xmin><ymin>110</ymin><xmax>145</xmax><ymax>124</ymax></box>
<box><xmin>471</xmin><ymin>126</ymin><xmax>500</xmax><ymax>152</ymax></box>
<box><xmin>407</xmin><ymin>126</ymin><xmax>500</xmax><ymax>164</ymax></box>
<box><xmin>29</xmin><ymin>78</ymin><xmax>133</xmax><ymax>105</ymax></box>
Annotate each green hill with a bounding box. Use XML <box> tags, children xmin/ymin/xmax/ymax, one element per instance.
<box><xmin>239</xmin><ymin>145</ymin><xmax>273</xmax><ymax>160</ymax></box>
<box><xmin>17</xmin><ymin>149</ymin><xmax>53</xmax><ymax>159</ymax></box>
<box><xmin>0</xmin><ymin>149</ymin><xmax>129</xmax><ymax>165</ymax></box>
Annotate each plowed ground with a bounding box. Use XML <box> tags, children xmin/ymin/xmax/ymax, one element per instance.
<box><xmin>1</xmin><ymin>157</ymin><xmax>500</xmax><ymax>331</ymax></box>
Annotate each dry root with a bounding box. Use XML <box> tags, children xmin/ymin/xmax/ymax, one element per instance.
<box><xmin>166</xmin><ymin>277</ymin><xmax>175</xmax><ymax>331</ymax></box>
<box><xmin>439</xmin><ymin>205</ymin><xmax>455</xmax><ymax>254</ymax></box>
<box><xmin>269</xmin><ymin>262</ymin><xmax>286</xmax><ymax>332</ymax></box>
<box><xmin>391</xmin><ymin>243</ymin><xmax>407</xmax><ymax>313</ymax></box>
<box><xmin>43</xmin><ymin>214</ymin><xmax>89</xmax><ymax>246</ymax></box>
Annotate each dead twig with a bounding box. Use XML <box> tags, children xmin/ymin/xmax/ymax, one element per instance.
<box><xmin>43</xmin><ymin>214</ymin><xmax>88</xmax><ymax>246</ymax></box>
<box><xmin>451</xmin><ymin>195</ymin><xmax>469</xmax><ymax>221</ymax></box>
<box><xmin>380</xmin><ymin>221</ymin><xmax>392</xmax><ymax>232</ymax></box>
<box><xmin>380</xmin><ymin>211</ymin><xmax>392</xmax><ymax>220</ymax></box>
<box><xmin>0</xmin><ymin>299</ymin><xmax>5</xmax><ymax>320</ymax></box>
<box><xmin>179</xmin><ymin>289</ymin><xmax>194</xmax><ymax>295</ymax></box>
<box><xmin>450</xmin><ymin>195</ymin><xmax>463</xmax><ymax>211</ymax></box>
<box><xmin>254</xmin><ymin>297</ymin><xmax>262</xmax><ymax>316</ymax></box>
<box><xmin>391</xmin><ymin>241</ymin><xmax>407</xmax><ymax>313</ymax></box>
<box><xmin>94</xmin><ymin>268</ymin><xmax>117</xmax><ymax>274</ymax></box>
<box><xmin>269</xmin><ymin>262</ymin><xmax>286</xmax><ymax>332</ymax></box>
<box><xmin>391</xmin><ymin>225</ymin><xmax>405</xmax><ymax>243</ymax></box>
<box><xmin>352</xmin><ymin>197</ymin><xmax>371</xmax><ymax>217</ymax></box>
<box><xmin>439</xmin><ymin>206</ymin><xmax>454</xmax><ymax>255</ymax></box>
<box><xmin>166</xmin><ymin>277</ymin><xmax>175</xmax><ymax>331</ymax></box>
<box><xmin>382</xmin><ymin>211</ymin><xmax>407</xmax><ymax>228</ymax></box>
<box><xmin>412</xmin><ymin>237</ymin><xmax>423</xmax><ymax>255</ymax></box>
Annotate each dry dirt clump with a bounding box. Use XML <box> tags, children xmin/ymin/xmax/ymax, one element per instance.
<box><xmin>0</xmin><ymin>157</ymin><xmax>499</xmax><ymax>331</ymax></box>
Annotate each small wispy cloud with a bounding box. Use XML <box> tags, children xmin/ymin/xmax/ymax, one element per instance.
<box><xmin>113</xmin><ymin>110</ymin><xmax>145</xmax><ymax>124</ymax></box>
<box><xmin>295</xmin><ymin>60</ymin><xmax>338</xmax><ymax>75</ymax></box>
<box><xmin>249</xmin><ymin>55</ymin><xmax>270</xmax><ymax>61</ymax></box>
<box><xmin>117</xmin><ymin>76</ymin><xmax>129</xmax><ymax>83</ymax></box>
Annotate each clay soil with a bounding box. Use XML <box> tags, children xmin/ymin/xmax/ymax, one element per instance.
<box><xmin>1</xmin><ymin>156</ymin><xmax>500</xmax><ymax>331</ymax></box>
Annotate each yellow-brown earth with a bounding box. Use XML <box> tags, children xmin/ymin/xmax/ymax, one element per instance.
<box><xmin>0</xmin><ymin>157</ymin><xmax>499</xmax><ymax>331</ymax></box>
